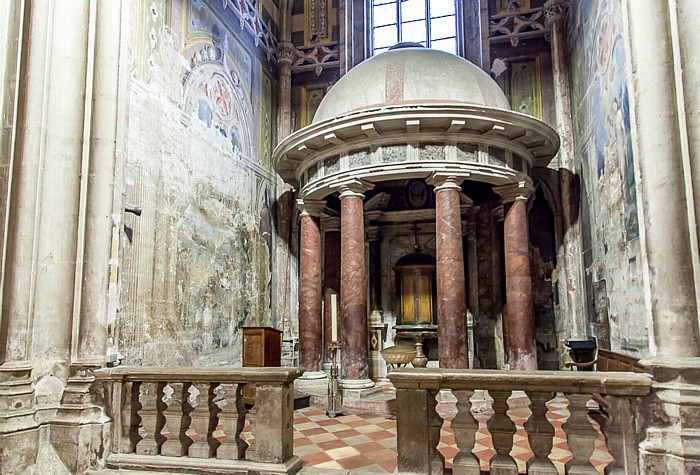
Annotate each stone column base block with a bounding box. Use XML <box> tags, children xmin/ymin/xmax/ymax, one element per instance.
<box><xmin>490</xmin><ymin>455</ymin><xmax>519</xmax><ymax>474</ymax></box>
<box><xmin>0</xmin><ymin>427</ymin><xmax>40</xmax><ymax>473</ymax></box>
<box><xmin>50</xmin><ymin>421</ymin><xmax>110</xmax><ymax>473</ymax></box>
<box><xmin>298</xmin><ymin>371</ymin><xmax>328</xmax><ymax>380</ymax></box>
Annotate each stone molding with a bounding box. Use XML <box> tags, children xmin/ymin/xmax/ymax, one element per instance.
<box><xmin>272</xmin><ymin>104</ymin><xmax>560</xmax><ymax>198</ymax></box>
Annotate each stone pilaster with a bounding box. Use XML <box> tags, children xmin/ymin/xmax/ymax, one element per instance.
<box><xmin>338</xmin><ymin>180</ymin><xmax>374</xmax><ymax>388</ymax></box>
<box><xmin>322</xmin><ymin>217</ymin><xmax>341</xmax><ymax>366</ymax></box>
<box><xmin>297</xmin><ymin>199</ymin><xmax>326</xmax><ymax>379</ymax></box>
<box><xmin>428</xmin><ymin>173</ymin><xmax>468</xmax><ymax>369</ymax></box>
<box><xmin>496</xmin><ymin>183</ymin><xmax>537</xmax><ymax>371</ymax></box>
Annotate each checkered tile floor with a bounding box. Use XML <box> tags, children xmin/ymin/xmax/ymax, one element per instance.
<box><xmin>240</xmin><ymin>393</ymin><xmax>612</xmax><ymax>474</ymax></box>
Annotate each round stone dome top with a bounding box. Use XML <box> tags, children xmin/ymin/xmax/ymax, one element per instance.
<box><xmin>313</xmin><ymin>47</ymin><xmax>511</xmax><ymax>123</ymax></box>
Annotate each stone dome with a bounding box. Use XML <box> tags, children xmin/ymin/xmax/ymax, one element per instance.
<box><xmin>313</xmin><ymin>47</ymin><xmax>511</xmax><ymax>123</ymax></box>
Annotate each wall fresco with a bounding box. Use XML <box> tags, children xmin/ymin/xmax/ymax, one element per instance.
<box><xmin>120</xmin><ymin>0</ymin><xmax>278</xmax><ymax>366</ymax></box>
<box><xmin>569</xmin><ymin>0</ymin><xmax>647</xmax><ymax>355</ymax></box>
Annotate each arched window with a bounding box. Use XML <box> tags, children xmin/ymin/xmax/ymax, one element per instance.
<box><xmin>370</xmin><ymin>0</ymin><xmax>458</xmax><ymax>55</ymax></box>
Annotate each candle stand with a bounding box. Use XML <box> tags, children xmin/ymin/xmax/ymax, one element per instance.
<box><xmin>326</xmin><ymin>343</ymin><xmax>343</xmax><ymax>417</ymax></box>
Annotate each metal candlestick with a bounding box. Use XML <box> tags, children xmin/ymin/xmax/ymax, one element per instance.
<box><xmin>326</xmin><ymin>343</ymin><xmax>343</xmax><ymax>417</ymax></box>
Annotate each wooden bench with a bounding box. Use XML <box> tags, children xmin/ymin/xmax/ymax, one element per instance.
<box><xmin>596</xmin><ymin>348</ymin><xmax>644</xmax><ymax>372</ymax></box>
<box><xmin>565</xmin><ymin>348</ymin><xmax>644</xmax><ymax>372</ymax></box>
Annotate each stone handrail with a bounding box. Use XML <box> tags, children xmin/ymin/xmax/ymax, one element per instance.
<box><xmin>95</xmin><ymin>366</ymin><xmax>304</xmax><ymax>474</ymax></box>
<box><xmin>389</xmin><ymin>368</ymin><xmax>652</xmax><ymax>475</ymax></box>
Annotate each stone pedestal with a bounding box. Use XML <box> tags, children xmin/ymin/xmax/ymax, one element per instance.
<box><xmin>639</xmin><ymin>357</ymin><xmax>700</xmax><ymax>474</ymax></box>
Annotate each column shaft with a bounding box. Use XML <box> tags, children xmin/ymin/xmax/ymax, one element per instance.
<box><xmin>545</xmin><ymin>0</ymin><xmax>588</xmax><ymax>339</ymax></box>
<box><xmin>435</xmin><ymin>184</ymin><xmax>468</xmax><ymax>368</ymax></box>
<box><xmin>299</xmin><ymin>212</ymin><xmax>323</xmax><ymax>371</ymax></box>
<box><xmin>340</xmin><ymin>193</ymin><xmax>369</xmax><ymax>380</ymax></box>
<box><xmin>276</xmin><ymin>42</ymin><xmax>294</xmax><ymax>140</ymax></box>
<box><xmin>77</xmin><ymin>0</ymin><xmax>122</xmax><ymax>363</ymax></box>
<box><xmin>503</xmin><ymin>198</ymin><xmax>537</xmax><ymax>370</ymax></box>
<box><xmin>31</xmin><ymin>0</ymin><xmax>91</xmax><ymax>360</ymax></box>
<box><xmin>626</xmin><ymin>0</ymin><xmax>699</xmax><ymax>357</ymax></box>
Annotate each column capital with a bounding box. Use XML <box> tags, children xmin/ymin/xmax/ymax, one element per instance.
<box><xmin>336</xmin><ymin>179</ymin><xmax>374</xmax><ymax>200</ymax></box>
<box><xmin>297</xmin><ymin>198</ymin><xmax>326</xmax><ymax>217</ymax></box>
<box><xmin>427</xmin><ymin>173</ymin><xmax>463</xmax><ymax>192</ymax></box>
<box><xmin>494</xmin><ymin>182</ymin><xmax>534</xmax><ymax>204</ymax></box>
<box><xmin>276</xmin><ymin>41</ymin><xmax>296</xmax><ymax>65</ymax></box>
<box><xmin>544</xmin><ymin>0</ymin><xmax>569</xmax><ymax>28</ymax></box>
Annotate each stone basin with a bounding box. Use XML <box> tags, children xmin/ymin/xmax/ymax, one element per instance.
<box><xmin>381</xmin><ymin>345</ymin><xmax>418</xmax><ymax>366</ymax></box>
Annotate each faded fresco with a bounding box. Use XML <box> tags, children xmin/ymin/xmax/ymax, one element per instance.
<box><xmin>119</xmin><ymin>0</ymin><xmax>278</xmax><ymax>366</ymax></box>
<box><xmin>569</xmin><ymin>0</ymin><xmax>647</xmax><ymax>354</ymax></box>
<box><xmin>570</xmin><ymin>0</ymin><xmax>638</xmax><ymax>240</ymax></box>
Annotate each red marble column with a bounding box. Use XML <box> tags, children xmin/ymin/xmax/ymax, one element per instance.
<box><xmin>298</xmin><ymin>200</ymin><xmax>326</xmax><ymax>374</ymax></box>
<box><xmin>500</xmin><ymin>188</ymin><xmax>537</xmax><ymax>370</ymax></box>
<box><xmin>433</xmin><ymin>177</ymin><xmax>469</xmax><ymax>368</ymax></box>
<box><xmin>339</xmin><ymin>186</ymin><xmax>371</xmax><ymax>384</ymax></box>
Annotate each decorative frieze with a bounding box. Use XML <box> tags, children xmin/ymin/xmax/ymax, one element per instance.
<box><xmin>490</xmin><ymin>8</ymin><xmax>547</xmax><ymax>47</ymax></box>
<box><xmin>292</xmin><ymin>42</ymin><xmax>340</xmax><ymax>76</ymax></box>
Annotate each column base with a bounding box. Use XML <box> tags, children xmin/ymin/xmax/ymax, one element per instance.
<box><xmin>297</xmin><ymin>371</ymin><xmax>328</xmax><ymax>381</ymax></box>
<box><xmin>340</xmin><ymin>379</ymin><xmax>381</xmax><ymax>399</ymax></box>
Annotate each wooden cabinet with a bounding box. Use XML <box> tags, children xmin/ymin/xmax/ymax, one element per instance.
<box><xmin>242</xmin><ymin>327</ymin><xmax>282</xmax><ymax>406</ymax></box>
<box><xmin>242</xmin><ymin>327</ymin><xmax>282</xmax><ymax>367</ymax></box>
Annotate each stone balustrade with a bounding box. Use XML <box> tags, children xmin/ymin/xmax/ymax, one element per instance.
<box><xmin>389</xmin><ymin>368</ymin><xmax>652</xmax><ymax>475</ymax></box>
<box><xmin>95</xmin><ymin>366</ymin><xmax>304</xmax><ymax>475</ymax></box>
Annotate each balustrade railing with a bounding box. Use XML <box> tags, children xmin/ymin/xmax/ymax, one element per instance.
<box><xmin>95</xmin><ymin>366</ymin><xmax>304</xmax><ymax>474</ymax></box>
<box><xmin>389</xmin><ymin>369</ymin><xmax>651</xmax><ymax>475</ymax></box>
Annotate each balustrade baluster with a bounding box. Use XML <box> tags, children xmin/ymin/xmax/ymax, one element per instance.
<box><xmin>135</xmin><ymin>382</ymin><xmax>165</xmax><ymax>455</ymax></box>
<box><xmin>188</xmin><ymin>382</ymin><xmax>215</xmax><ymax>458</ymax></box>
<box><xmin>452</xmin><ymin>389</ymin><xmax>480</xmax><ymax>475</ymax></box>
<box><xmin>161</xmin><ymin>382</ymin><xmax>191</xmax><ymax>456</ymax></box>
<box><xmin>525</xmin><ymin>391</ymin><xmax>558</xmax><ymax>475</ymax></box>
<box><xmin>563</xmin><ymin>393</ymin><xmax>598</xmax><ymax>474</ymax></box>
<box><xmin>597</xmin><ymin>395</ymin><xmax>638</xmax><ymax>475</ymax></box>
<box><xmin>118</xmin><ymin>381</ymin><xmax>138</xmax><ymax>453</ymax></box>
<box><xmin>487</xmin><ymin>390</ymin><xmax>518</xmax><ymax>475</ymax></box>
<box><xmin>213</xmin><ymin>383</ymin><xmax>248</xmax><ymax>460</ymax></box>
<box><xmin>428</xmin><ymin>390</ymin><xmax>445</xmax><ymax>474</ymax></box>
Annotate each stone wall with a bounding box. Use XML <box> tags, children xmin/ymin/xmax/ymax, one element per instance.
<box><xmin>568</xmin><ymin>0</ymin><xmax>648</xmax><ymax>356</ymax></box>
<box><xmin>116</xmin><ymin>0</ymin><xmax>281</xmax><ymax>367</ymax></box>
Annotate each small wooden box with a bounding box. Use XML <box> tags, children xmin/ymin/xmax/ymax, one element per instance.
<box><xmin>242</xmin><ymin>327</ymin><xmax>282</xmax><ymax>405</ymax></box>
<box><xmin>242</xmin><ymin>326</ymin><xmax>282</xmax><ymax>367</ymax></box>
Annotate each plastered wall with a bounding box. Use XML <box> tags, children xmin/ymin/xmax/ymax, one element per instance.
<box><xmin>117</xmin><ymin>0</ymin><xmax>281</xmax><ymax>366</ymax></box>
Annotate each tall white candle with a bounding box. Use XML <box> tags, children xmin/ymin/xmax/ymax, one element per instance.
<box><xmin>331</xmin><ymin>293</ymin><xmax>338</xmax><ymax>343</ymax></box>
